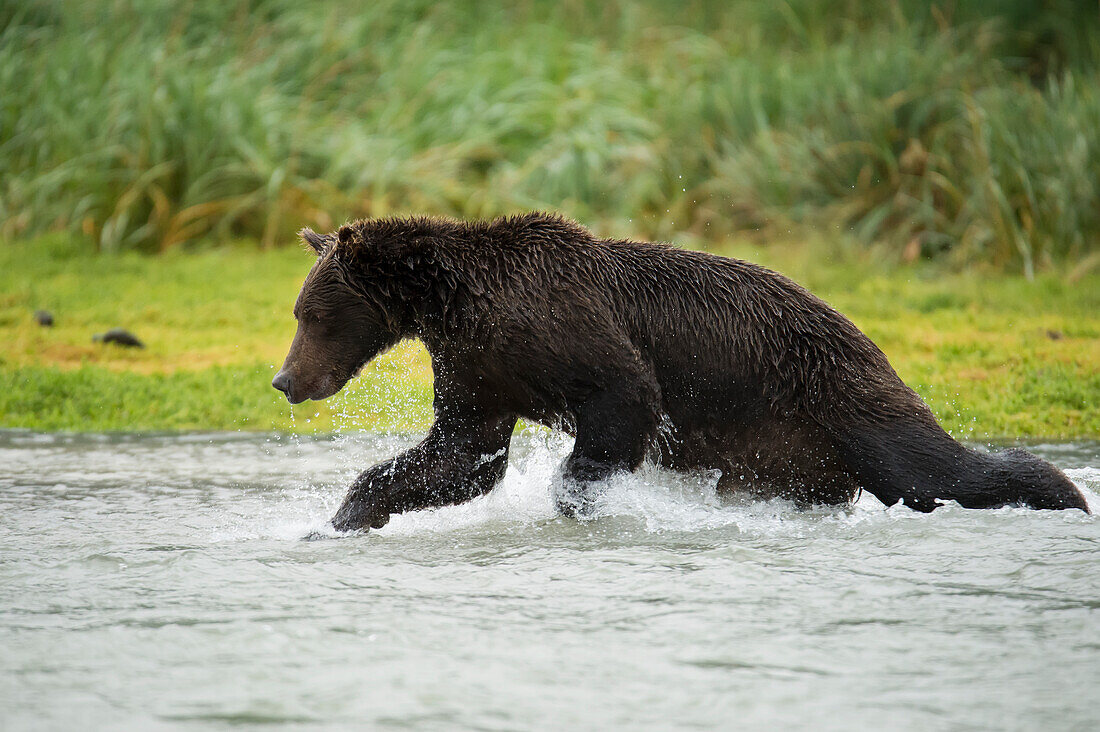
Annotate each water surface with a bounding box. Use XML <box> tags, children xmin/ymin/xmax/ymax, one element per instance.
<box><xmin>2</xmin><ymin>431</ymin><xmax>1098</xmax><ymax>730</ymax></box>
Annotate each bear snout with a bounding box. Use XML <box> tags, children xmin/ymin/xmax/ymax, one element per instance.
<box><xmin>271</xmin><ymin>370</ymin><xmax>304</xmax><ymax>404</ymax></box>
<box><xmin>272</xmin><ymin>368</ymin><xmax>342</xmax><ymax>403</ymax></box>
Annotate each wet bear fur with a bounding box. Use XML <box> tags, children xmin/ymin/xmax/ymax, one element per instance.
<box><xmin>271</xmin><ymin>213</ymin><xmax>1089</xmax><ymax>530</ymax></box>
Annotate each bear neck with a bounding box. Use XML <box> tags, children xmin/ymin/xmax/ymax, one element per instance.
<box><xmin>347</xmin><ymin>251</ymin><xmax>468</xmax><ymax>351</ymax></box>
<box><xmin>341</xmin><ymin>217</ymin><xmax>506</xmax><ymax>354</ymax></box>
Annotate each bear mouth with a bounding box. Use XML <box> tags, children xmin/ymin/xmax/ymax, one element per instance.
<box><xmin>301</xmin><ymin>345</ymin><xmax>392</xmax><ymax>402</ymax></box>
<box><xmin>349</xmin><ymin>360</ymin><xmax>369</xmax><ymax>380</ymax></box>
<box><xmin>313</xmin><ymin>362</ymin><xmax>366</xmax><ymax>401</ymax></box>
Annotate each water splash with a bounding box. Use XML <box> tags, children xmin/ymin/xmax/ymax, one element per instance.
<box><xmin>347</xmin><ymin>435</ymin><xmax>1100</xmax><ymax>540</ymax></box>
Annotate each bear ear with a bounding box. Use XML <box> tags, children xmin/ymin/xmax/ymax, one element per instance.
<box><xmin>337</xmin><ymin>225</ymin><xmax>354</xmax><ymax>245</ymax></box>
<box><xmin>299</xmin><ymin>228</ymin><xmax>328</xmax><ymax>256</ymax></box>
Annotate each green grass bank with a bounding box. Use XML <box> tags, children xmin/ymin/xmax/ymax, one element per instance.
<box><xmin>2</xmin><ymin>235</ymin><xmax>1097</xmax><ymax>437</ymax></box>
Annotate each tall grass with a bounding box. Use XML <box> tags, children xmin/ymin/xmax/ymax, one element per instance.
<box><xmin>1</xmin><ymin>0</ymin><xmax>1098</xmax><ymax>270</ymax></box>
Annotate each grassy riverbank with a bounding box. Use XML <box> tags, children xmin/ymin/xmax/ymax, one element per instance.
<box><xmin>2</xmin><ymin>234</ymin><xmax>1097</xmax><ymax>437</ymax></box>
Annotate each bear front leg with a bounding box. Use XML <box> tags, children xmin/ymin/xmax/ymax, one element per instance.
<box><xmin>558</xmin><ymin>385</ymin><xmax>659</xmax><ymax>518</ymax></box>
<box><xmin>331</xmin><ymin>410</ymin><xmax>516</xmax><ymax>531</ymax></box>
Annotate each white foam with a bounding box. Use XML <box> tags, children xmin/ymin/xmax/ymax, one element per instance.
<box><xmin>374</xmin><ymin>432</ymin><xmax>854</xmax><ymax>538</ymax></box>
<box><xmin>213</xmin><ymin>435</ymin><xmax>1100</xmax><ymax>542</ymax></box>
<box><xmin>1065</xmin><ymin>467</ymin><xmax>1100</xmax><ymax>513</ymax></box>
<box><xmin>377</xmin><ymin>431</ymin><xmax>568</xmax><ymax>537</ymax></box>
<box><xmin>374</xmin><ymin>445</ymin><xmax>1100</xmax><ymax>538</ymax></box>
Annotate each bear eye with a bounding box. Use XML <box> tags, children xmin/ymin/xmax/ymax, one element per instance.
<box><xmin>296</xmin><ymin>308</ymin><xmax>324</xmax><ymax>325</ymax></box>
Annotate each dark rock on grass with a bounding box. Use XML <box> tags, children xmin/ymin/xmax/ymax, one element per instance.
<box><xmin>33</xmin><ymin>309</ymin><xmax>54</xmax><ymax>327</ymax></box>
<box><xmin>93</xmin><ymin>328</ymin><xmax>145</xmax><ymax>348</ymax></box>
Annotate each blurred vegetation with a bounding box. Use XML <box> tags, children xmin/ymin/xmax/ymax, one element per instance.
<box><xmin>2</xmin><ymin>0</ymin><xmax>1098</xmax><ymax>272</ymax></box>
<box><xmin>2</xmin><ymin>235</ymin><xmax>1097</xmax><ymax>436</ymax></box>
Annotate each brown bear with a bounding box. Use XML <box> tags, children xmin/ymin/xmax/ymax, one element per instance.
<box><xmin>271</xmin><ymin>213</ymin><xmax>1089</xmax><ymax>530</ymax></box>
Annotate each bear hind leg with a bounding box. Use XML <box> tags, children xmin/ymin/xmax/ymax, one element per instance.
<box><xmin>557</xmin><ymin>384</ymin><xmax>660</xmax><ymax>517</ymax></box>
<box><xmin>831</xmin><ymin>418</ymin><xmax>1089</xmax><ymax>513</ymax></box>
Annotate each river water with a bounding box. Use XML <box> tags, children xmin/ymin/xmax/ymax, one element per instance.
<box><xmin>1</xmin><ymin>430</ymin><xmax>1097</xmax><ymax>730</ymax></box>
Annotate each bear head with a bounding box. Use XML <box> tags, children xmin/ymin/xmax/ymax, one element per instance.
<box><xmin>271</xmin><ymin>225</ymin><xmax>406</xmax><ymax>404</ymax></box>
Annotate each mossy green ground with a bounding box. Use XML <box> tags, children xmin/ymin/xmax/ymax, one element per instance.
<box><xmin>2</xmin><ymin>235</ymin><xmax>1097</xmax><ymax>437</ymax></box>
